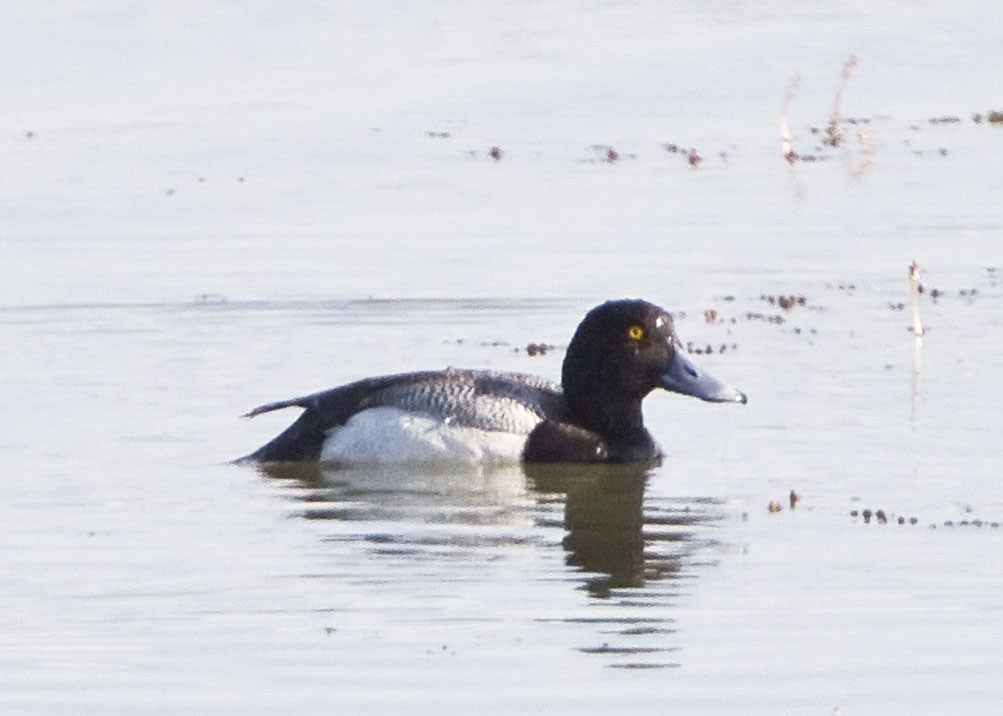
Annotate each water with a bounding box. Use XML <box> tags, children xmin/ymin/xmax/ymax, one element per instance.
<box><xmin>2</xmin><ymin>2</ymin><xmax>1003</xmax><ymax>714</ymax></box>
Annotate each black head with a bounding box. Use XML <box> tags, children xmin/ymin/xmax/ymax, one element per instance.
<box><xmin>561</xmin><ymin>299</ymin><xmax>746</xmax><ymax>435</ymax></box>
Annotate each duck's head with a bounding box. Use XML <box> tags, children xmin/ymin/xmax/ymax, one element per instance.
<box><xmin>562</xmin><ymin>299</ymin><xmax>747</xmax><ymax>417</ymax></box>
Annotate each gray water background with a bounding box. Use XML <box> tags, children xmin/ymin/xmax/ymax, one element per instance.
<box><xmin>2</xmin><ymin>2</ymin><xmax>1002</xmax><ymax>714</ymax></box>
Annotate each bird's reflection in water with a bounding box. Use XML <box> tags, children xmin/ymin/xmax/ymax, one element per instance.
<box><xmin>525</xmin><ymin>463</ymin><xmax>723</xmax><ymax>598</ymax></box>
<box><xmin>526</xmin><ymin>463</ymin><xmax>647</xmax><ymax>596</ymax></box>
<box><xmin>256</xmin><ymin>461</ymin><xmax>534</xmax><ymax>531</ymax></box>
<box><xmin>254</xmin><ymin>460</ymin><xmax>725</xmax><ymax>668</ymax></box>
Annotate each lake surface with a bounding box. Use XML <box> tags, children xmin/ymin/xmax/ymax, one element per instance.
<box><xmin>2</xmin><ymin>2</ymin><xmax>1002</xmax><ymax>714</ymax></box>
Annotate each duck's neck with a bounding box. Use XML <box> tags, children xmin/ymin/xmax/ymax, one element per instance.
<box><xmin>565</xmin><ymin>391</ymin><xmax>656</xmax><ymax>459</ymax></box>
<box><xmin>561</xmin><ymin>347</ymin><xmax>660</xmax><ymax>461</ymax></box>
<box><xmin>565</xmin><ymin>390</ymin><xmax>641</xmax><ymax>434</ymax></box>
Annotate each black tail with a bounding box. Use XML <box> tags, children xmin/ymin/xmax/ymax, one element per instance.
<box><xmin>239</xmin><ymin>406</ymin><xmax>330</xmax><ymax>462</ymax></box>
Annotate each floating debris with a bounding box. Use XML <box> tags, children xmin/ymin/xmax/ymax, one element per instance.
<box><xmin>744</xmin><ymin>312</ymin><xmax>785</xmax><ymax>325</ymax></box>
<box><xmin>942</xmin><ymin>520</ymin><xmax>1000</xmax><ymax>529</ymax></box>
<box><xmin>850</xmin><ymin>507</ymin><xmax>1000</xmax><ymax>529</ymax></box>
<box><xmin>525</xmin><ymin>342</ymin><xmax>555</xmax><ymax>357</ymax></box>
<box><xmin>581</xmin><ymin>144</ymin><xmax>636</xmax><ymax>164</ymax></box>
<box><xmin>662</xmin><ymin>142</ymin><xmax>704</xmax><ymax>167</ymax></box>
<box><xmin>785</xmin><ymin>151</ymin><xmax>829</xmax><ymax>163</ymax></box>
<box><xmin>686</xmin><ymin>341</ymin><xmax>737</xmax><ymax>355</ymax></box>
<box><xmin>824</xmin><ymin>282</ymin><xmax>857</xmax><ymax>292</ymax></box>
<box><xmin>194</xmin><ymin>293</ymin><xmax>228</xmax><ymax>305</ymax></box>
<box><xmin>760</xmin><ymin>294</ymin><xmax>807</xmax><ymax>310</ymax></box>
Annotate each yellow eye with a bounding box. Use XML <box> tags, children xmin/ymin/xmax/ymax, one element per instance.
<box><xmin>627</xmin><ymin>325</ymin><xmax>644</xmax><ymax>341</ymax></box>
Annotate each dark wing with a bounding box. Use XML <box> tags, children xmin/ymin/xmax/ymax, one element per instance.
<box><xmin>240</xmin><ymin>369</ymin><xmax>565</xmax><ymax>463</ymax></box>
<box><xmin>239</xmin><ymin>373</ymin><xmax>417</xmax><ymax>462</ymax></box>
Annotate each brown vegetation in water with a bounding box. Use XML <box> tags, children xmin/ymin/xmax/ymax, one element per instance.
<box><xmin>824</xmin><ymin>55</ymin><xmax>859</xmax><ymax>148</ymax></box>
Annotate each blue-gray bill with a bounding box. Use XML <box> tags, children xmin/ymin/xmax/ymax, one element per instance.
<box><xmin>659</xmin><ymin>350</ymin><xmax>748</xmax><ymax>404</ymax></box>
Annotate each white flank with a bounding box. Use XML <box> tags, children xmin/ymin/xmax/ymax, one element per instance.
<box><xmin>320</xmin><ymin>407</ymin><xmax>531</xmax><ymax>465</ymax></box>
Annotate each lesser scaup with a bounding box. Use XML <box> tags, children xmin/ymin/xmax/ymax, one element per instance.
<box><xmin>241</xmin><ymin>299</ymin><xmax>746</xmax><ymax>464</ymax></box>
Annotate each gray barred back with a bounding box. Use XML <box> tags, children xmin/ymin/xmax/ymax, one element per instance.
<box><xmin>359</xmin><ymin>369</ymin><xmax>564</xmax><ymax>435</ymax></box>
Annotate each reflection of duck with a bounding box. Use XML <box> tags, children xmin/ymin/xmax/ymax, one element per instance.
<box><xmin>260</xmin><ymin>462</ymin><xmax>721</xmax><ymax>597</ymax></box>
<box><xmin>527</xmin><ymin>463</ymin><xmax>648</xmax><ymax>595</ymax></box>
<box><xmin>255</xmin><ymin>461</ymin><xmax>531</xmax><ymax>528</ymax></box>
<box><xmin>527</xmin><ymin>464</ymin><xmax>722</xmax><ymax>598</ymax></box>
<box><xmin>531</xmin><ymin>464</ymin><xmax>726</xmax><ymax>668</ymax></box>
<box><xmin>241</xmin><ymin>300</ymin><xmax>746</xmax><ymax>464</ymax></box>
<box><xmin>259</xmin><ymin>460</ymin><xmax>724</xmax><ymax>669</ymax></box>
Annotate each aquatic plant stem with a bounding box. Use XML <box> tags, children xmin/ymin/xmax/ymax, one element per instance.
<box><xmin>908</xmin><ymin>261</ymin><xmax>924</xmax><ymax>337</ymax></box>
<box><xmin>780</xmin><ymin>73</ymin><xmax>800</xmax><ymax>163</ymax></box>
<box><xmin>825</xmin><ymin>55</ymin><xmax>859</xmax><ymax>147</ymax></box>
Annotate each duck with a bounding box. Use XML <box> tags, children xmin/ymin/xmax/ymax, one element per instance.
<box><xmin>240</xmin><ymin>299</ymin><xmax>746</xmax><ymax>464</ymax></box>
